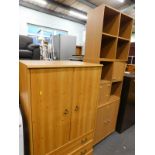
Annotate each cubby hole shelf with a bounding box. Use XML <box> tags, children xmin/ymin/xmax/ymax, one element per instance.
<box><xmin>103</xmin><ymin>6</ymin><xmax>120</xmax><ymax>36</ymax></box>
<box><xmin>110</xmin><ymin>81</ymin><xmax>122</xmax><ymax>98</ymax></box>
<box><xmin>100</xmin><ymin>61</ymin><xmax>113</xmax><ymax>82</ymax></box>
<box><xmin>119</xmin><ymin>14</ymin><xmax>133</xmax><ymax>40</ymax></box>
<box><xmin>116</xmin><ymin>38</ymin><xmax>130</xmax><ymax>60</ymax></box>
<box><xmin>100</xmin><ymin>34</ymin><xmax>117</xmax><ymax>59</ymax></box>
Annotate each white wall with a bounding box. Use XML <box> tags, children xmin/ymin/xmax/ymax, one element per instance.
<box><xmin>19</xmin><ymin>6</ymin><xmax>86</xmax><ymax>45</ymax></box>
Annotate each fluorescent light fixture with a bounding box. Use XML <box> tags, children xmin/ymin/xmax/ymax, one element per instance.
<box><xmin>33</xmin><ymin>0</ymin><xmax>47</xmax><ymax>5</ymax></box>
<box><xmin>69</xmin><ymin>10</ymin><xmax>87</xmax><ymax>20</ymax></box>
<box><xmin>117</xmin><ymin>0</ymin><xmax>125</xmax><ymax>3</ymax></box>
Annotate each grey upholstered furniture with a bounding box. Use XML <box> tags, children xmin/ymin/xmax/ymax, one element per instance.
<box><xmin>19</xmin><ymin>35</ymin><xmax>40</xmax><ymax>60</ymax></box>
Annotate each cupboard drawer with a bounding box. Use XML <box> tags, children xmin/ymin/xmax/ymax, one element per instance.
<box><xmin>112</xmin><ymin>62</ymin><xmax>126</xmax><ymax>81</ymax></box>
<box><xmin>69</xmin><ymin>141</ymin><xmax>93</xmax><ymax>155</ymax></box>
<box><xmin>47</xmin><ymin>132</ymin><xmax>93</xmax><ymax>155</ymax></box>
<box><xmin>99</xmin><ymin>81</ymin><xmax>111</xmax><ymax>106</ymax></box>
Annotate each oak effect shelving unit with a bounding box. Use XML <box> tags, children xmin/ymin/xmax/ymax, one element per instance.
<box><xmin>84</xmin><ymin>4</ymin><xmax>133</xmax><ymax>145</ymax></box>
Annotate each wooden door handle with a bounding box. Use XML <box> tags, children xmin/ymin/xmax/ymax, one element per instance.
<box><xmin>74</xmin><ymin>105</ymin><xmax>80</xmax><ymax>112</ymax></box>
<box><xmin>80</xmin><ymin>149</ymin><xmax>87</xmax><ymax>155</ymax></box>
<box><xmin>64</xmin><ymin>109</ymin><xmax>69</xmax><ymax>115</ymax></box>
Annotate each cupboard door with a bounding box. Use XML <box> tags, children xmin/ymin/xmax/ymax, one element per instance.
<box><xmin>112</xmin><ymin>62</ymin><xmax>126</xmax><ymax>81</ymax></box>
<box><xmin>70</xmin><ymin>68</ymin><xmax>101</xmax><ymax>140</ymax></box>
<box><xmin>94</xmin><ymin>99</ymin><xmax>120</xmax><ymax>144</ymax></box>
<box><xmin>98</xmin><ymin>81</ymin><xmax>111</xmax><ymax>107</ymax></box>
<box><xmin>30</xmin><ymin>68</ymin><xmax>73</xmax><ymax>155</ymax></box>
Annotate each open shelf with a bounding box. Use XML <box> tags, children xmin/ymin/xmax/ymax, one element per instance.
<box><xmin>100</xmin><ymin>62</ymin><xmax>113</xmax><ymax>81</ymax></box>
<box><xmin>116</xmin><ymin>38</ymin><xmax>130</xmax><ymax>60</ymax></box>
<box><xmin>110</xmin><ymin>81</ymin><xmax>122</xmax><ymax>97</ymax></box>
<box><xmin>103</xmin><ymin>6</ymin><xmax>120</xmax><ymax>36</ymax></box>
<box><xmin>100</xmin><ymin>34</ymin><xmax>117</xmax><ymax>59</ymax></box>
<box><xmin>119</xmin><ymin>14</ymin><xmax>133</xmax><ymax>39</ymax></box>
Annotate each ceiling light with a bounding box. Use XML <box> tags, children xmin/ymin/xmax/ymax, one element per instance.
<box><xmin>69</xmin><ymin>11</ymin><xmax>87</xmax><ymax>20</ymax></box>
<box><xmin>117</xmin><ymin>0</ymin><xmax>125</xmax><ymax>3</ymax></box>
<box><xmin>33</xmin><ymin>0</ymin><xmax>47</xmax><ymax>5</ymax></box>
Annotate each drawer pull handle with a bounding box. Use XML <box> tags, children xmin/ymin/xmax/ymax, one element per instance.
<box><xmin>75</xmin><ymin>105</ymin><xmax>80</xmax><ymax>112</ymax></box>
<box><xmin>64</xmin><ymin>109</ymin><xmax>69</xmax><ymax>115</ymax></box>
<box><xmin>81</xmin><ymin>149</ymin><xmax>87</xmax><ymax>155</ymax></box>
<box><xmin>81</xmin><ymin>137</ymin><xmax>88</xmax><ymax>144</ymax></box>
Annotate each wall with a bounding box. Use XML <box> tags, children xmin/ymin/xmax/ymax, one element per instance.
<box><xmin>19</xmin><ymin>6</ymin><xmax>86</xmax><ymax>45</ymax></box>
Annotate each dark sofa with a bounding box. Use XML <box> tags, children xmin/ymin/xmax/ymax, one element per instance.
<box><xmin>19</xmin><ymin>35</ymin><xmax>40</xmax><ymax>60</ymax></box>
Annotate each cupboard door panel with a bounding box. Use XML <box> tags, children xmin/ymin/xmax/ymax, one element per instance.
<box><xmin>70</xmin><ymin>68</ymin><xmax>101</xmax><ymax>140</ymax></box>
<box><xmin>30</xmin><ymin>68</ymin><xmax>73</xmax><ymax>155</ymax></box>
<box><xmin>94</xmin><ymin>99</ymin><xmax>120</xmax><ymax>144</ymax></box>
<box><xmin>112</xmin><ymin>62</ymin><xmax>126</xmax><ymax>81</ymax></box>
<box><xmin>98</xmin><ymin>81</ymin><xmax>111</xmax><ymax>107</ymax></box>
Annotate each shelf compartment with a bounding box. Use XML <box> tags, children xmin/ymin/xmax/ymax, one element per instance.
<box><xmin>100</xmin><ymin>34</ymin><xmax>117</xmax><ymax>59</ymax></box>
<box><xmin>100</xmin><ymin>62</ymin><xmax>113</xmax><ymax>81</ymax></box>
<box><xmin>119</xmin><ymin>14</ymin><xmax>133</xmax><ymax>39</ymax></box>
<box><xmin>103</xmin><ymin>6</ymin><xmax>120</xmax><ymax>36</ymax></box>
<box><xmin>116</xmin><ymin>38</ymin><xmax>130</xmax><ymax>60</ymax></box>
<box><xmin>110</xmin><ymin>81</ymin><xmax>122</xmax><ymax>97</ymax></box>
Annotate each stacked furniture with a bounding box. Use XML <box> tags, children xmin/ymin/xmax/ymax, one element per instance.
<box><xmin>84</xmin><ymin>4</ymin><xmax>133</xmax><ymax>144</ymax></box>
<box><xmin>19</xmin><ymin>60</ymin><xmax>102</xmax><ymax>155</ymax></box>
<box><xmin>19</xmin><ymin>35</ymin><xmax>40</xmax><ymax>60</ymax></box>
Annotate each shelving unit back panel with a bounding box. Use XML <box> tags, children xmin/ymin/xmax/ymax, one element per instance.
<box><xmin>100</xmin><ymin>62</ymin><xmax>113</xmax><ymax>81</ymax></box>
<box><xmin>119</xmin><ymin>14</ymin><xmax>133</xmax><ymax>40</ymax></box>
<box><xmin>100</xmin><ymin>35</ymin><xmax>117</xmax><ymax>59</ymax></box>
<box><xmin>103</xmin><ymin>6</ymin><xmax>120</xmax><ymax>36</ymax></box>
<box><xmin>116</xmin><ymin>39</ymin><xmax>130</xmax><ymax>60</ymax></box>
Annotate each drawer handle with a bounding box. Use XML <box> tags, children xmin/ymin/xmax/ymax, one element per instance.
<box><xmin>64</xmin><ymin>109</ymin><xmax>69</xmax><ymax>115</ymax></box>
<box><xmin>80</xmin><ymin>149</ymin><xmax>87</xmax><ymax>155</ymax></box>
<box><xmin>75</xmin><ymin>105</ymin><xmax>80</xmax><ymax>112</ymax></box>
<box><xmin>81</xmin><ymin>137</ymin><xmax>88</xmax><ymax>144</ymax></box>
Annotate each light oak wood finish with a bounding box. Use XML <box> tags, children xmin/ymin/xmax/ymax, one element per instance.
<box><xmin>68</xmin><ymin>140</ymin><xmax>93</xmax><ymax>155</ymax></box>
<box><xmin>102</xmin><ymin>6</ymin><xmax>120</xmax><ymax>36</ymax></box>
<box><xmin>98</xmin><ymin>81</ymin><xmax>111</xmax><ymax>107</ymax></box>
<box><xmin>19</xmin><ymin>61</ymin><xmax>102</xmax><ymax>155</ymax></box>
<box><xmin>112</xmin><ymin>62</ymin><xmax>126</xmax><ymax>81</ymax></box>
<box><xmin>84</xmin><ymin>3</ymin><xmax>133</xmax><ymax>145</ymax></box>
<box><xmin>116</xmin><ymin>39</ymin><xmax>130</xmax><ymax>60</ymax></box>
<box><xmin>47</xmin><ymin>132</ymin><xmax>93</xmax><ymax>155</ymax></box>
<box><xmin>94</xmin><ymin>98</ymin><xmax>120</xmax><ymax>144</ymax></box>
<box><xmin>70</xmin><ymin>68</ymin><xmax>101</xmax><ymax>140</ymax></box>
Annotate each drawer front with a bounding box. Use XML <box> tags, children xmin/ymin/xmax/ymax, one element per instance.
<box><xmin>69</xmin><ymin>141</ymin><xmax>93</xmax><ymax>155</ymax></box>
<box><xmin>99</xmin><ymin>82</ymin><xmax>111</xmax><ymax>106</ymax></box>
<box><xmin>47</xmin><ymin>132</ymin><xmax>93</xmax><ymax>155</ymax></box>
<box><xmin>112</xmin><ymin>62</ymin><xmax>126</xmax><ymax>81</ymax></box>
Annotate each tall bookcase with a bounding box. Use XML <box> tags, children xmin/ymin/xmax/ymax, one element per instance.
<box><xmin>84</xmin><ymin>4</ymin><xmax>133</xmax><ymax>145</ymax></box>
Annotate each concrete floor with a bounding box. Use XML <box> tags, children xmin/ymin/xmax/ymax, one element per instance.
<box><xmin>94</xmin><ymin>126</ymin><xmax>135</xmax><ymax>155</ymax></box>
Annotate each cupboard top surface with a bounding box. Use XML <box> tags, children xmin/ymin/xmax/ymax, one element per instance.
<box><xmin>19</xmin><ymin>60</ymin><xmax>102</xmax><ymax>68</ymax></box>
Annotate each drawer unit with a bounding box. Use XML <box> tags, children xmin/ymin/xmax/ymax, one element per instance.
<box><xmin>94</xmin><ymin>98</ymin><xmax>120</xmax><ymax>144</ymax></box>
<box><xmin>69</xmin><ymin>140</ymin><xmax>93</xmax><ymax>155</ymax></box>
<box><xmin>47</xmin><ymin>132</ymin><xmax>93</xmax><ymax>155</ymax></box>
<box><xmin>98</xmin><ymin>81</ymin><xmax>111</xmax><ymax>107</ymax></box>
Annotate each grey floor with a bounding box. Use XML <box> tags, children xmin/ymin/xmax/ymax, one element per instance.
<box><xmin>94</xmin><ymin>126</ymin><xmax>135</xmax><ymax>155</ymax></box>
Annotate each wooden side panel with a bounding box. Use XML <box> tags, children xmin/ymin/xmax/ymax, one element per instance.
<box><xmin>70</xmin><ymin>67</ymin><xmax>101</xmax><ymax>140</ymax></box>
<box><xmin>84</xmin><ymin>5</ymin><xmax>105</xmax><ymax>60</ymax></box>
<box><xmin>30</xmin><ymin>68</ymin><xmax>73</xmax><ymax>155</ymax></box>
<box><xmin>19</xmin><ymin>63</ymin><xmax>33</xmax><ymax>155</ymax></box>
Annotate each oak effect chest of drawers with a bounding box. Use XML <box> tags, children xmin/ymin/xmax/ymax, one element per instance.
<box><xmin>19</xmin><ymin>60</ymin><xmax>102</xmax><ymax>155</ymax></box>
